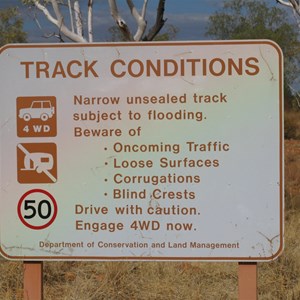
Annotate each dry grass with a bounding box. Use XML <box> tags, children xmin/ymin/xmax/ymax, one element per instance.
<box><xmin>285</xmin><ymin>139</ymin><xmax>300</xmax><ymax>211</ymax></box>
<box><xmin>1</xmin><ymin>140</ymin><xmax>300</xmax><ymax>299</ymax></box>
<box><xmin>285</xmin><ymin>111</ymin><xmax>300</xmax><ymax>140</ymax></box>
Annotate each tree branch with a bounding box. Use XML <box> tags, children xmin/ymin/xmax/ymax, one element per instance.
<box><xmin>143</xmin><ymin>0</ymin><xmax>166</xmax><ymax>41</ymax></box>
<box><xmin>88</xmin><ymin>0</ymin><xmax>93</xmax><ymax>42</ymax></box>
<box><xmin>74</xmin><ymin>0</ymin><xmax>83</xmax><ymax>37</ymax></box>
<box><xmin>141</xmin><ymin>0</ymin><xmax>148</xmax><ymax>19</ymax></box>
<box><xmin>67</xmin><ymin>0</ymin><xmax>75</xmax><ymax>33</ymax></box>
<box><xmin>290</xmin><ymin>0</ymin><xmax>300</xmax><ymax>15</ymax></box>
<box><xmin>108</xmin><ymin>0</ymin><xmax>133</xmax><ymax>40</ymax></box>
<box><xmin>276</xmin><ymin>0</ymin><xmax>293</xmax><ymax>7</ymax></box>
<box><xmin>127</xmin><ymin>0</ymin><xmax>148</xmax><ymax>41</ymax></box>
<box><xmin>32</xmin><ymin>0</ymin><xmax>59</xmax><ymax>28</ymax></box>
<box><xmin>32</xmin><ymin>0</ymin><xmax>87</xmax><ymax>42</ymax></box>
<box><xmin>277</xmin><ymin>0</ymin><xmax>300</xmax><ymax>30</ymax></box>
<box><xmin>277</xmin><ymin>0</ymin><xmax>300</xmax><ymax>15</ymax></box>
<box><xmin>29</xmin><ymin>0</ymin><xmax>166</xmax><ymax>43</ymax></box>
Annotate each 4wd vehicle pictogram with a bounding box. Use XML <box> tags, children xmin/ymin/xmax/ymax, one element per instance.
<box><xmin>19</xmin><ymin>100</ymin><xmax>55</xmax><ymax>122</ymax></box>
<box><xmin>16</xmin><ymin>96</ymin><xmax>57</xmax><ymax>137</ymax></box>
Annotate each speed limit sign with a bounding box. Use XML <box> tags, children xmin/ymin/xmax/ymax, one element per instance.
<box><xmin>17</xmin><ymin>189</ymin><xmax>58</xmax><ymax>230</ymax></box>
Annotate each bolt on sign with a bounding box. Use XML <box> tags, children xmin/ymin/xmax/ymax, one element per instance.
<box><xmin>0</xmin><ymin>41</ymin><xmax>283</xmax><ymax>261</ymax></box>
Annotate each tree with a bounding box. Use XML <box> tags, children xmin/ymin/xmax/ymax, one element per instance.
<box><xmin>0</xmin><ymin>7</ymin><xmax>27</xmax><ymax>46</ymax></box>
<box><xmin>206</xmin><ymin>0</ymin><xmax>300</xmax><ymax>102</ymax></box>
<box><xmin>22</xmin><ymin>0</ymin><xmax>167</xmax><ymax>42</ymax></box>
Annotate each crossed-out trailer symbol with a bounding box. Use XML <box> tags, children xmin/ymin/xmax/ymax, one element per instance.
<box><xmin>17</xmin><ymin>143</ymin><xmax>57</xmax><ymax>184</ymax></box>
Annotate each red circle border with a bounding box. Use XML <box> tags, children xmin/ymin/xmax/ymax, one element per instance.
<box><xmin>17</xmin><ymin>189</ymin><xmax>58</xmax><ymax>230</ymax></box>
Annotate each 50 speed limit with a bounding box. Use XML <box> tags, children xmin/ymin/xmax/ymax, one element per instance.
<box><xmin>17</xmin><ymin>189</ymin><xmax>58</xmax><ymax>230</ymax></box>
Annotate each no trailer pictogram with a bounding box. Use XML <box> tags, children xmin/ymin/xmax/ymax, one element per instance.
<box><xmin>17</xmin><ymin>143</ymin><xmax>57</xmax><ymax>184</ymax></box>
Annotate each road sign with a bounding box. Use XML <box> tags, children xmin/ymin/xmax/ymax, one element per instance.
<box><xmin>17</xmin><ymin>143</ymin><xmax>57</xmax><ymax>183</ymax></box>
<box><xmin>17</xmin><ymin>189</ymin><xmax>58</xmax><ymax>230</ymax></box>
<box><xmin>0</xmin><ymin>41</ymin><xmax>284</xmax><ymax>261</ymax></box>
<box><xmin>17</xmin><ymin>96</ymin><xmax>57</xmax><ymax>137</ymax></box>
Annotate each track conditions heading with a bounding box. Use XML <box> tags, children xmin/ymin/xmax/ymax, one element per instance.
<box><xmin>20</xmin><ymin>57</ymin><xmax>260</xmax><ymax>79</ymax></box>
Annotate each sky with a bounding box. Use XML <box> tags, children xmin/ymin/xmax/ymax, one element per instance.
<box><xmin>0</xmin><ymin>0</ymin><xmax>293</xmax><ymax>43</ymax></box>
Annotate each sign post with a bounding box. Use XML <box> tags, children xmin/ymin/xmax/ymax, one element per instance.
<box><xmin>23</xmin><ymin>261</ymin><xmax>43</xmax><ymax>300</ymax></box>
<box><xmin>0</xmin><ymin>41</ymin><xmax>283</xmax><ymax>262</ymax></box>
<box><xmin>238</xmin><ymin>262</ymin><xmax>258</xmax><ymax>300</ymax></box>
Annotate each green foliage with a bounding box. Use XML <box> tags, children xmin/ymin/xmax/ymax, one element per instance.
<box><xmin>206</xmin><ymin>0</ymin><xmax>300</xmax><ymax>88</ymax></box>
<box><xmin>153</xmin><ymin>25</ymin><xmax>179</xmax><ymax>41</ymax></box>
<box><xmin>21</xmin><ymin>0</ymin><xmax>36</xmax><ymax>5</ymax></box>
<box><xmin>108</xmin><ymin>26</ymin><xmax>130</xmax><ymax>42</ymax></box>
<box><xmin>0</xmin><ymin>7</ymin><xmax>27</xmax><ymax>46</ymax></box>
<box><xmin>108</xmin><ymin>24</ymin><xmax>178</xmax><ymax>42</ymax></box>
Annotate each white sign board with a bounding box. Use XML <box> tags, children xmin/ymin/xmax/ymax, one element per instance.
<box><xmin>0</xmin><ymin>41</ymin><xmax>283</xmax><ymax>261</ymax></box>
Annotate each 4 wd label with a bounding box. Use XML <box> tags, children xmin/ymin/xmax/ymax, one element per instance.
<box><xmin>17</xmin><ymin>96</ymin><xmax>57</xmax><ymax>137</ymax></box>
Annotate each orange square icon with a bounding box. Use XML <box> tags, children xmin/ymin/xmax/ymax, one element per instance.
<box><xmin>17</xmin><ymin>96</ymin><xmax>57</xmax><ymax>137</ymax></box>
<box><xmin>17</xmin><ymin>143</ymin><xmax>57</xmax><ymax>184</ymax></box>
